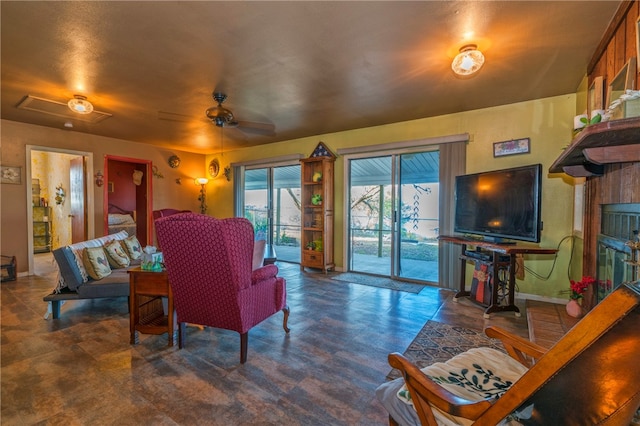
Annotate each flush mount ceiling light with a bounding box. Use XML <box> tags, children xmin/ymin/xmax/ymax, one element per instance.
<box><xmin>451</xmin><ymin>44</ymin><xmax>485</xmax><ymax>76</ymax></box>
<box><xmin>67</xmin><ymin>95</ymin><xmax>94</xmax><ymax>114</ymax></box>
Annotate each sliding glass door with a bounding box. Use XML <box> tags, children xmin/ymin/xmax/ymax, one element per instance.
<box><xmin>348</xmin><ymin>150</ymin><xmax>439</xmax><ymax>282</ymax></box>
<box><xmin>242</xmin><ymin>164</ymin><xmax>301</xmax><ymax>263</ymax></box>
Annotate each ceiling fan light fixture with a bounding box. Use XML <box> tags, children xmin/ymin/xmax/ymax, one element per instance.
<box><xmin>451</xmin><ymin>44</ymin><xmax>484</xmax><ymax>76</ymax></box>
<box><xmin>67</xmin><ymin>95</ymin><xmax>94</xmax><ymax>114</ymax></box>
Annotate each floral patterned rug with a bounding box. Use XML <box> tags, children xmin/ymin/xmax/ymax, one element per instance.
<box><xmin>387</xmin><ymin>320</ymin><xmax>506</xmax><ymax>379</ymax></box>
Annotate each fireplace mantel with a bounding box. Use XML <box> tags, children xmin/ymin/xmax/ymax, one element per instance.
<box><xmin>550</xmin><ymin>116</ymin><xmax>640</xmax><ymax>177</ymax></box>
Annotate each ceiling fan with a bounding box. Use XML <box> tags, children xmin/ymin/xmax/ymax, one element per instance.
<box><xmin>204</xmin><ymin>92</ymin><xmax>275</xmax><ymax>136</ymax></box>
<box><xmin>157</xmin><ymin>91</ymin><xmax>275</xmax><ymax>138</ymax></box>
<box><xmin>205</xmin><ymin>92</ymin><xmax>236</xmax><ymax>127</ymax></box>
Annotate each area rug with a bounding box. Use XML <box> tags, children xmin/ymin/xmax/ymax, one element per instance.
<box><xmin>329</xmin><ymin>272</ymin><xmax>426</xmax><ymax>293</ymax></box>
<box><xmin>387</xmin><ymin>320</ymin><xmax>505</xmax><ymax>379</ymax></box>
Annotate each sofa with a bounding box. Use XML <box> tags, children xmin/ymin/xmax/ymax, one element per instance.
<box><xmin>43</xmin><ymin>230</ymin><xmax>142</xmax><ymax>319</ymax></box>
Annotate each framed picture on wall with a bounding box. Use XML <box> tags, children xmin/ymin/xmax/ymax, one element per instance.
<box><xmin>493</xmin><ymin>138</ymin><xmax>531</xmax><ymax>157</ymax></box>
<box><xmin>1</xmin><ymin>166</ymin><xmax>21</xmax><ymax>184</ymax></box>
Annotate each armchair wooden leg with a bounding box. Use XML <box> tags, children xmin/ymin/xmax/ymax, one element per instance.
<box><xmin>283</xmin><ymin>305</ymin><xmax>291</xmax><ymax>333</ymax></box>
<box><xmin>240</xmin><ymin>332</ymin><xmax>248</xmax><ymax>364</ymax></box>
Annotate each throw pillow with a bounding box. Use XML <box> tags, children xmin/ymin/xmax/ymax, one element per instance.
<box><xmin>104</xmin><ymin>239</ymin><xmax>130</xmax><ymax>268</ymax></box>
<box><xmin>121</xmin><ymin>235</ymin><xmax>143</xmax><ymax>260</ymax></box>
<box><xmin>82</xmin><ymin>247</ymin><xmax>112</xmax><ymax>280</ymax></box>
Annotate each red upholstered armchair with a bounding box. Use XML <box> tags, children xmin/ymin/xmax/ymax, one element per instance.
<box><xmin>155</xmin><ymin>213</ymin><xmax>289</xmax><ymax>364</ymax></box>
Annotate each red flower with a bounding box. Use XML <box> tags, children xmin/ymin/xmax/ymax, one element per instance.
<box><xmin>569</xmin><ymin>276</ymin><xmax>595</xmax><ymax>299</ymax></box>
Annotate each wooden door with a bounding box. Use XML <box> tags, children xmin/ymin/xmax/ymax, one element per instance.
<box><xmin>69</xmin><ymin>157</ymin><xmax>87</xmax><ymax>243</ymax></box>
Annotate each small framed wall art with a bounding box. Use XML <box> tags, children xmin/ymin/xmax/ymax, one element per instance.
<box><xmin>1</xmin><ymin>166</ymin><xmax>21</xmax><ymax>184</ymax></box>
<box><xmin>493</xmin><ymin>138</ymin><xmax>530</xmax><ymax>157</ymax></box>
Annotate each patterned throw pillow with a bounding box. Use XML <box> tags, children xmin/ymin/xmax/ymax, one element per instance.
<box><xmin>121</xmin><ymin>235</ymin><xmax>143</xmax><ymax>260</ymax></box>
<box><xmin>103</xmin><ymin>239</ymin><xmax>130</xmax><ymax>268</ymax></box>
<box><xmin>82</xmin><ymin>247</ymin><xmax>112</xmax><ymax>280</ymax></box>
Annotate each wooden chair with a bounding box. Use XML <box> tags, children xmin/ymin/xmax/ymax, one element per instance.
<box><xmin>377</xmin><ymin>282</ymin><xmax>640</xmax><ymax>425</ymax></box>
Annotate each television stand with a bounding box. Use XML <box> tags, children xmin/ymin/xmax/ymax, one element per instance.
<box><xmin>439</xmin><ymin>235</ymin><xmax>558</xmax><ymax>318</ymax></box>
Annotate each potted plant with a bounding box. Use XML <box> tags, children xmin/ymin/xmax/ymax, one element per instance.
<box><xmin>566</xmin><ymin>276</ymin><xmax>595</xmax><ymax>318</ymax></box>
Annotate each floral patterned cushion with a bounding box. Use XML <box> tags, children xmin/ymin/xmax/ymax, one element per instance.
<box><xmin>82</xmin><ymin>246</ymin><xmax>112</xmax><ymax>280</ymax></box>
<box><xmin>396</xmin><ymin>347</ymin><xmax>528</xmax><ymax>426</ymax></box>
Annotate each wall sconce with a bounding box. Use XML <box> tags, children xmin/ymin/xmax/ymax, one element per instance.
<box><xmin>95</xmin><ymin>171</ymin><xmax>104</xmax><ymax>187</ymax></box>
<box><xmin>451</xmin><ymin>44</ymin><xmax>485</xmax><ymax>77</ymax></box>
<box><xmin>195</xmin><ymin>177</ymin><xmax>209</xmax><ymax>214</ymax></box>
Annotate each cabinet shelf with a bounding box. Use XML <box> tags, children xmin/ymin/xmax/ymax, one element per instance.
<box><xmin>300</xmin><ymin>155</ymin><xmax>335</xmax><ymax>273</ymax></box>
<box><xmin>33</xmin><ymin>206</ymin><xmax>52</xmax><ymax>253</ymax></box>
<box><xmin>549</xmin><ymin>116</ymin><xmax>640</xmax><ymax>176</ymax></box>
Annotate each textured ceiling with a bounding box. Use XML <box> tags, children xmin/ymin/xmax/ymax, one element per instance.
<box><xmin>1</xmin><ymin>1</ymin><xmax>620</xmax><ymax>154</ymax></box>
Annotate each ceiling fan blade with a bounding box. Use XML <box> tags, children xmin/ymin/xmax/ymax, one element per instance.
<box><xmin>236</xmin><ymin>120</ymin><xmax>276</xmax><ymax>137</ymax></box>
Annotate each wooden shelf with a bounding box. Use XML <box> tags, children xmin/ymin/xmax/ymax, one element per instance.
<box><xmin>549</xmin><ymin>116</ymin><xmax>640</xmax><ymax>177</ymax></box>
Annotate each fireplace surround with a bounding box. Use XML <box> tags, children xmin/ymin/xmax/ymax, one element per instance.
<box><xmin>596</xmin><ymin>203</ymin><xmax>640</xmax><ymax>302</ymax></box>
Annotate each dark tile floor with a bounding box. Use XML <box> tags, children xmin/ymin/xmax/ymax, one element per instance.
<box><xmin>1</xmin><ymin>256</ymin><xmax>528</xmax><ymax>425</ymax></box>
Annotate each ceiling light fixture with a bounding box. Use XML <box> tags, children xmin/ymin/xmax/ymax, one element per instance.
<box><xmin>451</xmin><ymin>44</ymin><xmax>485</xmax><ymax>76</ymax></box>
<box><xmin>67</xmin><ymin>95</ymin><xmax>94</xmax><ymax>114</ymax></box>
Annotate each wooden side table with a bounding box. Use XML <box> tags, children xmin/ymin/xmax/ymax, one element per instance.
<box><xmin>128</xmin><ymin>267</ymin><xmax>178</xmax><ymax>346</ymax></box>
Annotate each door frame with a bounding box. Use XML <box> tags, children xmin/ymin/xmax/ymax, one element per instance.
<box><xmin>104</xmin><ymin>155</ymin><xmax>153</xmax><ymax>245</ymax></box>
<box><xmin>25</xmin><ymin>145</ymin><xmax>94</xmax><ymax>275</ymax></box>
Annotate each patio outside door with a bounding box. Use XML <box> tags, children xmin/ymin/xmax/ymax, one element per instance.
<box><xmin>242</xmin><ymin>165</ymin><xmax>301</xmax><ymax>263</ymax></box>
<box><xmin>348</xmin><ymin>150</ymin><xmax>439</xmax><ymax>282</ymax></box>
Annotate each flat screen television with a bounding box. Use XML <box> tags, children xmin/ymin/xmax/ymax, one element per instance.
<box><xmin>454</xmin><ymin>164</ymin><xmax>542</xmax><ymax>243</ymax></box>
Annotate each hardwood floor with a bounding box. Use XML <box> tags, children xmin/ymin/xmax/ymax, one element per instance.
<box><xmin>1</xmin><ymin>260</ymin><xmax>529</xmax><ymax>425</ymax></box>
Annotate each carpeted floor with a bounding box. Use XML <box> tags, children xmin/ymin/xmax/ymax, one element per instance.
<box><xmin>387</xmin><ymin>320</ymin><xmax>505</xmax><ymax>379</ymax></box>
<box><xmin>329</xmin><ymin>272</ymin><xmax>426</xmax><ymax>293</ymax></box>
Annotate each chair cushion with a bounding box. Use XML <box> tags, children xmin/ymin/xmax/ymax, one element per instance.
<box><xmin>82</xmin><ymin>247</ymin><xmax>112</xmax><ymax>280</ymax></box>
<box><xmin>377</xmin><ymin>347</ymin><xmax>528</xmax><ymax>426</ymax></box>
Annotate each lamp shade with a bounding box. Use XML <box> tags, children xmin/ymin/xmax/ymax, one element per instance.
<box><xmin>451</xmin><ymin>44</ymin><xmax>484</xmax><ymax>76</ymax></box>
<box><xmin>67</xmin><ymin>95</ymin><xmax>94</xmax><ymax>114</ymax></box>
<box><xmin>195</xmin><ymin>177</ymin><xmax>209</xmax><ymax>185</ymax></box>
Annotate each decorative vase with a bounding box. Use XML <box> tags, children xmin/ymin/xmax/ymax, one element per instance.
<box><xmin>566</xmin><ymin>299</ymin><xmax>583</xmax><ymax>318</ymax></box>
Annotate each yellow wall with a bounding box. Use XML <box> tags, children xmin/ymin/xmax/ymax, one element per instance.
<box><xmin>207</xmin><ymin>94</ymin><xmax>578</xmax><ymax>299</ymax></box>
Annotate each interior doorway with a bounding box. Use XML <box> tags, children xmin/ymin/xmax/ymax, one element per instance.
<box><xmin>26</xmin><ymin>146</ymin><xmax>94</xmax><ymax>276</ymax></box>
<box><xmin>104</xmin><ymin>156</ymin><xmax>153</xmax><ymax>245</ymax></box>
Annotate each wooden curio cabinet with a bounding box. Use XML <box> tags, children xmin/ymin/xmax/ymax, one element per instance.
<box><xmin>300</xmin><ymin>143</ymin><xmax>335</xmax><ymax>272</ymax></box>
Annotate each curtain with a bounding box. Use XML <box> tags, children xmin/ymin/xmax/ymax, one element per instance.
<box><xmin>438</xmin><ymin>140</ymin><xmax>467</xmax><ymax>289</ymax></box>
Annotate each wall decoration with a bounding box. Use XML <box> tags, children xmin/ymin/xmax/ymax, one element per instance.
<box><xmin>208</xmin><ymin>159</ymin><xmax>220</xmax><ymax>178</ymax></box>
<box><xmin>152</xmin><ymin>165</ymin><xmax>164</xmax><ymax>178</ymax></box>
<box><xmin>493</xmin><ymin>138</ymin><xmax>531</xmax><ymax>157</ymax></box>
<box><xmin>223</xmin><ymin>165</ymin><xmax>231</xmax><ymax>181</ymax></box>
<box><xmin>310</xmin><ymin>141</ymin><xmax>336</xmax><ymax>158</ymax></box>
<box><xmin>108</xmin><ymin>182</ymin><xmax>115</xmax><ymax>193</ymax></box>
<box><xmin>606</xmin><ymin>57</ymin><xmax>637</xmax><ymax>107</ymax></box>
<box><xmin>132</xmin><ymin>170</ymin><xmax>143</xmax><ymax>186</ymax></box>
<box><xmin>95</xmin><ymin>171</ymin><xmax>104</xmax><ymax>187</ymax></box>
<box><xmin>588</xmin><ymin>76</ymin><xmax>604</xmax><ymax>115</ymax></box>
<box><xmin>55</xmin><ymin>185</ymin><xmax>66</xmax><ymax>204</ymax></box>
<box><xmin>168</xmin><ymin>155</ymin><xmax>181</xmax><ymax>168</ymax></box>
<box><xmin>1</xmin><ymin>166</ymin><xmax>21</xmax><ymax>184</ymax></box>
